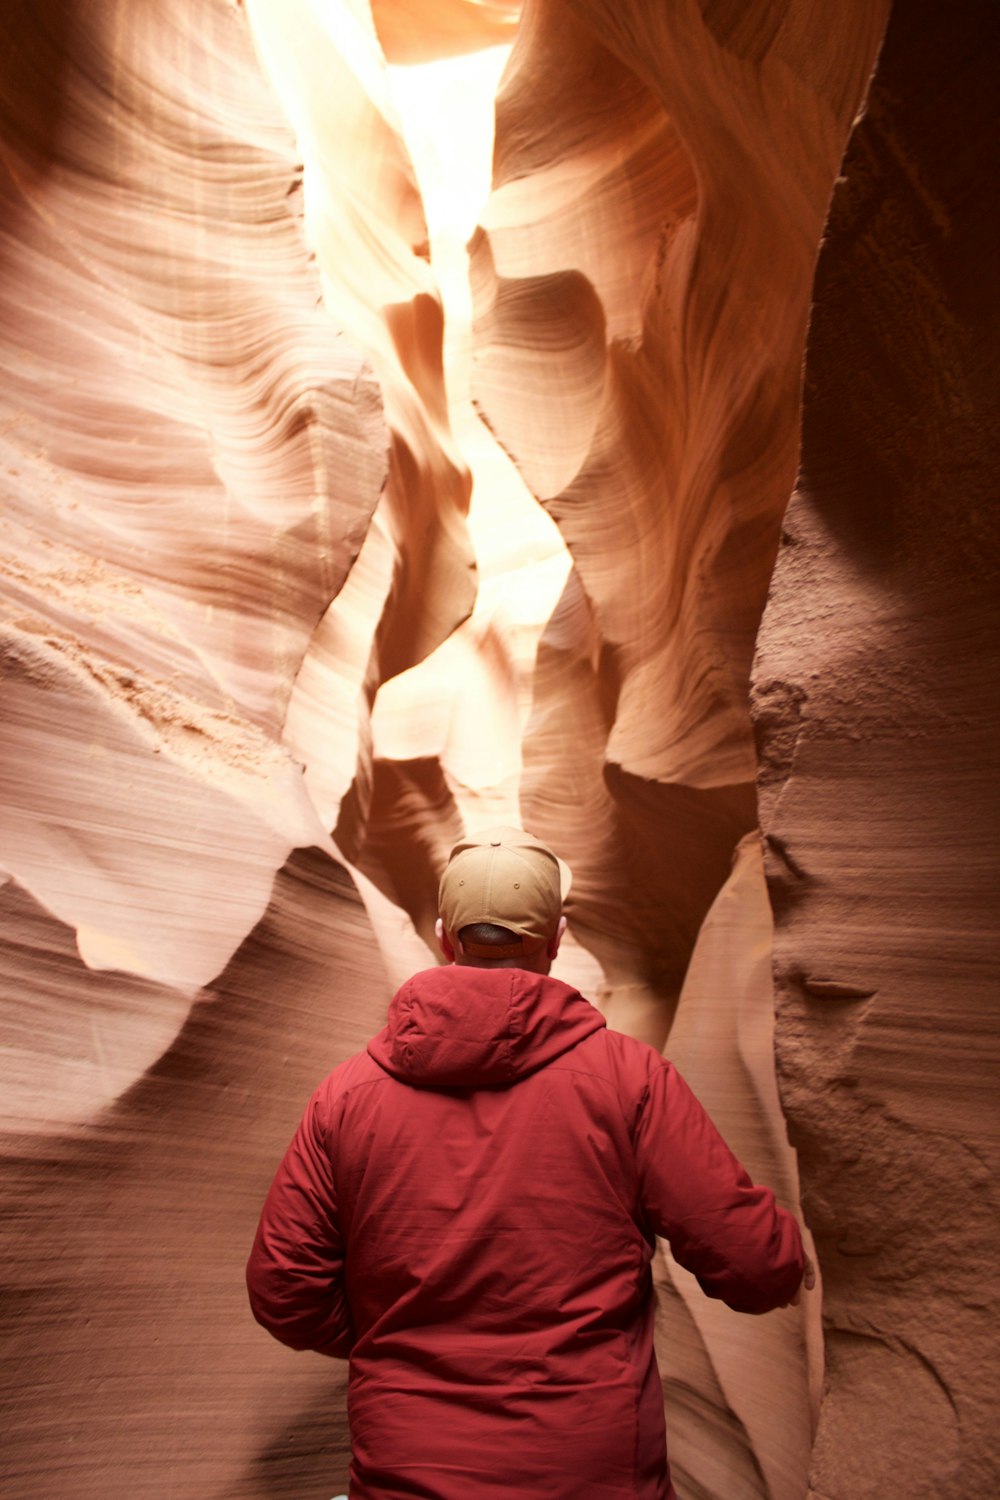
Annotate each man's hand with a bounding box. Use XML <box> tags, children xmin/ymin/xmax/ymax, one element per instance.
<box><xmin>789</xmin><ymin>1253</ymin><xmax>816</xmax><ymax>1307</ymax></box>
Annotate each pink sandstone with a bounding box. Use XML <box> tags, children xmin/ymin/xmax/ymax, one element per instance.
<box><xmin>1</xmin><ymin>1</ymin><xmax>997</xmax><ymax>1497</ymax></box>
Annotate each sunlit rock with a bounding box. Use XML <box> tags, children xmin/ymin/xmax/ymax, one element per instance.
<box><xmin>658</xmin><ymin>835</ymin><xmax>819</xmax><ymax>1500</ymax></box>
<box><xmin>473</xmin><ymin>0</ymin><xmax>890</xmax><ymax>1051</ymax></box>
<box><xmin>2</xmin><ymin>0</ymin><xmax>997</xmax><ymax>1497</ymax></box>
<box><xmin>0</xmin><ymin>0</ymin><xmax>389</xmax><ymax>1013</ymax></box>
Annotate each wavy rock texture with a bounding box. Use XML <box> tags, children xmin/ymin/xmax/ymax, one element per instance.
<box><xmin>0</xmin><ymin>0</ymin><xmax>390</xmax><ymax>1027</ymax></box>
<box><xmin>478</xmin><ymin>0</ymin><xmax>889</xmax><ymax>1038</ymax></box>
<box><xmin>655</xmin><ymin>835</ymin><xmax>820</xmax><ymax>1500</ymax></box>
<box><xmin>474</xmin><ymin>6</ymin><xmax>883</xmax><ymax>1488</ymax></box>
<box><xmin>2</xmin><ymin>0</ymin><xmax>997</xmax><ymax>1498</ymax></box>
<box><xmin>374</xmin><ymin>0</ymin><xmax>519</xmax><ymax>63</ymax></box>
<box><xmin>0</xmin><ymin>0</ymin><xmax>461</xmax><ymax>1495</ymax></box>
<box><xmin>751</xmin><ymin>4</ymin><xmax>1000</xmax><ymax>1497</ymax></box>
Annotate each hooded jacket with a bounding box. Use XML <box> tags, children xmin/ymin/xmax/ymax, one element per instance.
<box><xmin>246</xmin><ymin>966</ymin><xmax>804</xmax><ymax>1500</ymax></box>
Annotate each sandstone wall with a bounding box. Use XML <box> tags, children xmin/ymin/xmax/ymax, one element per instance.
<box><xmin>752</xmin><ymin>3</ymin><xmax>1000</xmax><ymax>1496</ymax></box>
<box><xmin>2</xmin><ymin>0</ymin><xmax>997</xmax><ymax>1497</ymax></box>
<box><xmin>0</xmin><ymin>2</ymin><xmax>444</xmax><ymax>1494</ymax></box>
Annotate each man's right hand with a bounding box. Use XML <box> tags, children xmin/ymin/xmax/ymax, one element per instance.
<box><xmin>789</xmin><ymin>1253</ymin><xmax>816</xmax><ymax>1306</ymax></box>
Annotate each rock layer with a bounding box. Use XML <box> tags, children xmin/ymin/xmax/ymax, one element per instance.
<box><xmin>476</xmin><ymin>0</ymin><xmax>889</xmax><ymax>1039</ymax></box>
<box><xmin>0</xmin><ymin>1</ymin><xmax>450</xmax><ymax>1494</ymax></box>
<box><xmin>752</xmin><ymin>4</ymin><xmax>1000</xmax><ymax>1497</ymax></box>
<box><xmin>657</xmin><ymin>835</ymin><xmax>820</xmax><ymax>1500</ymax></box>
<box><xmin>0</xmin><ymin>0</ymin><xmax>389</xmax><ymax>1018</ymax></box>
<box><xmin>2</xmin><ymin>1</ymin><xmax>998</xmax><ymax>1498</ymax></box>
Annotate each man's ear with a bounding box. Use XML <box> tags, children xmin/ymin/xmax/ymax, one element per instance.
<box><xmin>547</xmin><ymin>914</ymin><xmax>568</xmax><ymax>961</ymax></box>
<box><xmin>435</xmin><ymin>918</ymin><xmax>457</xmax><ymax>963</ymax></box>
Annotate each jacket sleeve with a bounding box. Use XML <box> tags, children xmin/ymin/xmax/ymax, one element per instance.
<box><xmin>245</xmin><ymin>1086</ymin><xmax>354</xmax><ymax>1357</ymax></box>
<box><xmin>633</xmin><ymin>1059</ymin><xmax>804</xmax><ymax>1313</ymax></box>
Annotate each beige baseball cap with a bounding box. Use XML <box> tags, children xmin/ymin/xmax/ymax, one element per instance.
<box><xmin>438</xmin><ymin>825</ymin><xmax>572</xmax><ymax>958</ymax></box>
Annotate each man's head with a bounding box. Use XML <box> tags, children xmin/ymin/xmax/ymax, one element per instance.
<box><xmin>436</xmin><ymin>825</ymin><xmax>570</xmax><ymax>973</ymax></box>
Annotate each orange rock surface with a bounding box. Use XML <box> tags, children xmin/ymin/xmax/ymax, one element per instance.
<box><xmin>1</xmin><ymin>1</ymin><xmax>997</xmax><ymax>1497</ymax></box>
<box><xmin>752</xmin><ymin>5</ymin><xmax>1000</xmax><ymax>1496</ymax></box>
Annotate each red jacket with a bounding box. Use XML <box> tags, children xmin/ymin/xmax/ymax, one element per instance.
<box><xmin>246</xmin><ymin>965</ymin><xmax>803</xmax><ymax>1500</ymax></box>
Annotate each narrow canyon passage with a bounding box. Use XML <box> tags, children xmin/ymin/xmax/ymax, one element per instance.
<box><xmin>1</xmin><ymin>3</ymin><xmax>997</xmax><ymax>1499</ymax></box>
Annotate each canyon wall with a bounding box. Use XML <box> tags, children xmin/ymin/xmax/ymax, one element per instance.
<box><xmin>752</xmin><ymin>3</ymin><xmax>1000</xmax><ymax>1496</ymax></box>
<box><xmin>1</xmin><ymin>0</ymin><xmax>997</xmax><ymax>1497</ymax></box>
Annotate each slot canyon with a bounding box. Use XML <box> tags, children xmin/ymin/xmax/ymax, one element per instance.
<box><xmin>1</xmin><ymin>0</ymin><xmax>997</xmax><ymax>1496</ymax></box>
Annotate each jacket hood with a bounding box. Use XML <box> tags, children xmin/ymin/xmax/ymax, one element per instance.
<box><xmin>368</xmin><ymin>965</ymin><xmax>606</xmax><ymax>1089</ymax></box>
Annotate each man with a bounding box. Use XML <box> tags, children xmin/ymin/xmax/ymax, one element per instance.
<box><xmin>247</xmin><ymin>826</ymin><xmax>813</xmax><ymax>1499</ymax></box>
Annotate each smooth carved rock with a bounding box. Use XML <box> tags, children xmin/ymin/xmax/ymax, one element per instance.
<box><xmin>0</xmin><ymin>0</ymin><xmax>389</xmax><ymax>1007</ymax></box>
<box><xmin>3</xmin><ymin>0</ymin><xmax>997</xmax><ymax>1497</ymax></box>
<box><xmin>476</xmin><ymin>0</ymin><xmax>889</xmax><ymax>1052</ymax></box>
<box><xmin>2</xmin><ymin>850</ymin><xmax>389</xmax><ymax>1499</ymax></box>
<box><xmin>243</xmin><ymin>0</ymin><xmax>478</xmax><ymax>688</ymax></box>
<box><xmin>0</xmin><ymin>2</ymin><xmax>472</xmax><ymax>1495</ymax></box>
<box><xmin>372</xmin><ymin>0</ymin><xmax>519</xmax><ymax>64</ymax></box>
<box><xmin>752</xmin><ymin>2</ymin><xmax>1000</xmax><ymax>1496</ymax></box>
<box><xmin>658</xmin><ymin>834</ymin><xmax>820</xmax><ymax>1500</ymax></box>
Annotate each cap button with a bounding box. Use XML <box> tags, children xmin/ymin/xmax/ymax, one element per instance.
<box><xmin>490</xmin><ymin>840</ymin><xmax>501</xmax><ymax>847</ymax></box>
